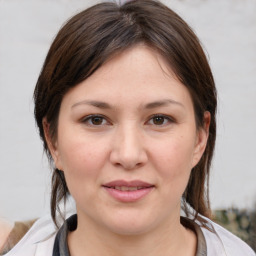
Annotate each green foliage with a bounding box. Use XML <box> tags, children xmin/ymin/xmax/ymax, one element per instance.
<box><xmin>213</xmin><ymin>207</ymin><xmax>256</xmax><ymax>251</ymax></box>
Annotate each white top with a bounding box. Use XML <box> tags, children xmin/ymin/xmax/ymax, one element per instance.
<box><xmin>2</xmin><ymin>213</ymin><xmax>255</xmax><ymax>256</ymax></box>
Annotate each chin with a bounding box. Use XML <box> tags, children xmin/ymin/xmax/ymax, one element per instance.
<box><xmin>109</xmin><ymin>222</ymin><xmax>152</xmax><ymax>236</ymax></box>
<box><xmin>102</xmin><ymin>211</ymin><xmax>158</xmax><ymax>236</ymax></box>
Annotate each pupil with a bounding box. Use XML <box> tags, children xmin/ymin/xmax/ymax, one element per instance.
<box><xmin>92</xmin><ymin>117</ymin><xmax>103</xmax><ymax>125</ymax></box>
<box><xmin>153</xmin><ymin>116</ymin><xmax>164</xmax><ymax>125</ymax></box>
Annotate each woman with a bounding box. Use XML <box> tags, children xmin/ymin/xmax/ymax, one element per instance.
<box><xmin>4</xmin><ymin>0</ymin><xmax>255</xmax><ymax>255</ymax></box>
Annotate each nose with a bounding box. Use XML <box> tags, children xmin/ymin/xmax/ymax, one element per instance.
<box><xmin>110</xmin><ymin>125</ymin><xmax>148</xmax><ymax>170</ymax></box>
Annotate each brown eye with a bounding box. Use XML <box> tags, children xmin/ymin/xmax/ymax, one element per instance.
<box><xmin>148</xmin><ymin>115</ymin><xmax>173</xmax><ymax>126</ymax></box>
<box><xmin>91</xmin><ymin>116</ymin><xmax>104</xmax><ymax>125</ymax></box>
<box><xmin>82</xmin><ymin>115</ymin><xmax>108</xmax><ymax>126</ymax></box>
<box><xmin>152</xmin><ymin>116</ymin><xmax>165</xmax><ymax>125</ymax></box>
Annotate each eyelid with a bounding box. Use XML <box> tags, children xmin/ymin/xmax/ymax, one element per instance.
<box><xmin>79</xmin><ymin>114</ymin><xmax>175</xmax><ymax>127</ymax></box>
<box><xmin>146</xmin><ymin>114</ymin><xmax>175</xmax><ymax>126</ymax></box>
<box><xmin>80</xmin><ymin>114</ymin><xmax>111</xmax><ymax>126</ymax></box>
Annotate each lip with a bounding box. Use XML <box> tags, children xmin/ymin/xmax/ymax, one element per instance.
<box><xmin>102</xmin><ymin>180</ymin><xmax>155</xmax><ymax>203</ymax></box>
<box><xmin>103</xmin><ymin>180</ymin><xmax>154</xmax><ymax>188</ymax></box>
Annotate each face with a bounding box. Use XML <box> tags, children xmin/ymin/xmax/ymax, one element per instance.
<box><xmin>46</xmin><ymin>45</ymin><xmax>209</xmax><ymax>236</ymax></box>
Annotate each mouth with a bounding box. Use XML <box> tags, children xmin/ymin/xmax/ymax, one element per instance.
<box><xmin>105</xmin><ymin>186</ymin><xmax>150</xmax><ymax>191</ymax></box>
<box><xmin>102</xmin><ymin>180</ymin><xmax>155</xmax><ymax>202</ymax></box>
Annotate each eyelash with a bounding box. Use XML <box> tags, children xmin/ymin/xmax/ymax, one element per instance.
<box><xmin>81</xmin><ymin>115</ymin><xmax>110</xmax><ymax>126</ymax></box>
<box><xmin>147</xmin><ymin>114</ymin><xmax>175</xmax><ymax>126</ymax></box>
<box><xmin>80</xmin><ymin>114</ymin><xmax>175</xmax><ymax>127</ymax></box>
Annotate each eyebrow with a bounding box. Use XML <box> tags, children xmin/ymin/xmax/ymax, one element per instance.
<box><xmin>145</xmin><ymin>99</ymin><xmax>184</xmax><ymax>109</ymax></box>
<box><xmin>71</xmin><ymin>99</ymin><xmax>184</xmax><ymax>109</ymax></box>
<box><xmin>72</xmin><ymin>100</ymin><xmax>111</xmax><ymax>109</ymax></box>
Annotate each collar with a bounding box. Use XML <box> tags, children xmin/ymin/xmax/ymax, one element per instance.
<box><xmin>52</xmin><ymin>214</ymin><xmax>207</xmax><ymax>256</ymax></box>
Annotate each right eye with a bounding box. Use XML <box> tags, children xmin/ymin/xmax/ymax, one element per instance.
<box><xmin>81</xmin><ymin>115</ymin><xmax>109</xmax><ymax>126</ymax></box>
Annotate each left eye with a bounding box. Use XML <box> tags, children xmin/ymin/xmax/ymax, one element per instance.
<box><xmin>148</xmin><ymin>115</ymin><xmax>173</xmax><ymax>126</ymax></box>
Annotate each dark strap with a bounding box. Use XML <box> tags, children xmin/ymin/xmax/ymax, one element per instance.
<box><xmin>52</xmin><ymin>215</ymin><xmax>77</xmax><ymax>256</ymax></box>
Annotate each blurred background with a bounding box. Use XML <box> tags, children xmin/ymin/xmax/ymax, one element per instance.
<box><xmin>0</xmin><ymin>0</ymin><xmax>255</xmax><ymax>233</ymax></box>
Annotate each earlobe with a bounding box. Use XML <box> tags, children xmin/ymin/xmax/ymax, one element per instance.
<box><xmin>42</xmin><ymin>118</ymin><xmax>62</xmax><ymax>170</ymax></box>
<box><xmin>192</xmin><ymin>111</ymin><xmax>211</xmax><ymax>167</ymax></box>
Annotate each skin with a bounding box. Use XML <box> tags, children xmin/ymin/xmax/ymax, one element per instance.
<box><xmin>0</xmin><ymin>218</ymin><xmax>13</xmax><ymax>252</ymax></box>
<box><xmin>45</xmin><ymin>45</ymin><xmax>210</xmax><ymax>256</ymax></box>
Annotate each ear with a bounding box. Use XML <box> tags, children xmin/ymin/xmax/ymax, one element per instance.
<box><xmin>42</xmin><ymin>118</ymin><xmax>63</xmax><ymax>170</ymax></box>
<box><xmin>192</xmin><ymin>111</ymin><xmax>211</xmax><ymax>168</ymax></box>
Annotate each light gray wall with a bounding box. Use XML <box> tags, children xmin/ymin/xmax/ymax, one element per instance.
<box><xmin>0</xmin><ymin>0</ymin><xmax>255</xmax><ymax>221</ymax></box>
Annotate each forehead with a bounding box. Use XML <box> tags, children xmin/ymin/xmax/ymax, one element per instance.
<box><xmin>94</xmin><ymin>45</ymin><xmax>175</xmax><ymax>85</ymax></box>
<box><xmin>60</xmin><ymin>45</ymin><xmax>193</xmax><ymax>111</ymax></box>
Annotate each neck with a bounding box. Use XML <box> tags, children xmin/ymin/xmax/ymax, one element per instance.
<box><xmin>67</xmin><ymin>214</ymin><xmax>197</xmax><ymax>256</ymax></box>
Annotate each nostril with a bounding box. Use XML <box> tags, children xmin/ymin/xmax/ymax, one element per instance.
<box><xmin>109</xmin><ymin>132</ymin><xmax>148</xmax><ymax>169</ymax></box>
<box><xmin>111</xmin><ymin>158</ymin><xmax>145</xmax><ymax>170</ymax></box>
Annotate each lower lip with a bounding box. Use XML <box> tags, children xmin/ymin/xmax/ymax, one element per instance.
<box><xmin>103</xmin><ymin>187</ymin><xmax>154</xmax><ymax>202</ymax></box>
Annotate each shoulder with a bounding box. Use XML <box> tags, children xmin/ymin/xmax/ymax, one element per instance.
<box><xmin>0</xmin><ymin>218</ymin><xmax>14</xmax><ymax>253</ymax></box>
<box><xmin>199</xmin><ymin>216</ymin><xmax>256</xmax><ymax>256</ymax></box>
<box><xmin>3</xmin><ymin>214</ymin><xmax>57</xmax><ymax>256</ymax></box>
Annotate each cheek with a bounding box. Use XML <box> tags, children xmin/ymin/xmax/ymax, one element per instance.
<box><xmin>154</xmin><ymin>137</ymin><xmax>195</xmax><ymax>169</ymax></box>
<box><xmin>150</xmin><ymin>135</ymin><xmax>196</xmax><ymax>186</ymax></box>
<box><xmin>57</xmin><ymin>137</ymin><xmax>109</xmax><ymax>190</ymax></box>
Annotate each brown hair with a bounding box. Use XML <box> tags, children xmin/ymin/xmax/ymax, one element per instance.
<box><xmin>34</xmin><ymin>0</ymin><xmax>217</xmax><ymax>227</ymax></box>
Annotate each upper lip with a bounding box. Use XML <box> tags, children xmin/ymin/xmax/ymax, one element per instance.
<box><xmin>103</xmin><ymin>180</ymin><xmax>154</xmax><ymax>188</ymax></box>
